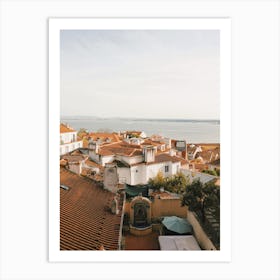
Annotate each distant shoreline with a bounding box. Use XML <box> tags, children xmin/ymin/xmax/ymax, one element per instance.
<box><xmin>61</xmin><ymin>117</ymin><xmax>220</xmax><ymax>143</ymax></box>
<box><xmin>61</xmin><ymin>116</ymin><xmax>220</xmax><ymax>124</ymax></box>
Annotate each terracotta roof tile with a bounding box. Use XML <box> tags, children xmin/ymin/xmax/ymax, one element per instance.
<box><xmin>197</xmin><ymin>148</ymin><xmax>220</xmax><ymax>163</ymax></box>
<box><xmin>60</xmin><ymin>168</ymin><xmax>123</xmax><ymax>250</ymax></box>
<box><xmin>89</xmin><ymin>132</ymin><xmax>120</xmax><ymax>143</ymax></box>
<box><xmin>146</xmin><ymin>153</ymin><xmax>182</xmax><ymax>165</ymax></box>
<box><xmin>60</xmin><ymin>123</ymin><xmax>76</xmax><ymax>133</ymax></box>
<box><xmin>98</xmin><ymin>141</ymin><xmax>143</xmax><ymax>157</ymax></box>
<box><xmin>85</xmin><ymin>159</ymin><xmax>101</xmax><ymax>168</ymax></box>
<box><xmin>142</xmin><ymin>139</ymin><xmax>163</xmax><ymax>147</ymax></box>
<box><xmin>61</xmin><ymin>155</ymin><xmax>87</xmax><ymax>163</ymax></box>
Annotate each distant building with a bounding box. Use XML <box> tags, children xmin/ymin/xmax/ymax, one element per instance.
<box><xmin>122</xmin><ymin>130</ymin><xmax>147</xmax><ymax>139</ymax></box>
<box><xmin>187</xmin><ymin>144</ymin><xmax>202</xmax><ymax>160</ymax></box>
<box><xmin>196</xmin><ymin>147</ymin><xmax>220</xmax><ymax>163</ymax></box>
<box><xmin>60</xmin><ymin>123</ymin><xmax>83</xmax><ymax>155</ymax></box>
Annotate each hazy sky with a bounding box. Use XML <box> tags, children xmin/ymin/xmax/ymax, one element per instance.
<box><xmin>60</xmin><ymin>30</ymin><xmax>220</xmax><ymax>119</ymax></box>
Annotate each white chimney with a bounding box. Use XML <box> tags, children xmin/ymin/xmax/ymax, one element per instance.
<box><xmin>142</xmin><ymin>145</ymin><xmax>156</xmax><ymax>163</ymax></box>
<box><xmin>88</xmin><ymin>140</ymin><xmax>99</xmax><ymax>153</ymax></box>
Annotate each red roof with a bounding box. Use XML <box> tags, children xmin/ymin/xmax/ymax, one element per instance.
<box><xmin>146</xmin><ymin>153</ymin><xmax>182</xmax><ymax>165</ymax></box>
<box><xmin>98</xmin><ymin>141</ymin><xmax>143</xmax><ymax>157</ymax></box>
<box><xmin>60</xmin><ymin>168</ymin><xmax>123</xmax><ymax>250</ymax></box>
<box><xmin>60</xmin><ymin>123</ymin><xmax>76</xmax><ymax>133</ymax></box>
<box><xmin>89</xmin><ymin>132</ymin><xmax>120</xmax><ymax>143</ymax></box>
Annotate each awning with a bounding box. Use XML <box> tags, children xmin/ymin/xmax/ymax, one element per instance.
<box><xmin>125</xmin><ymin>184</ymin><xmax>149</xmax><ymax>197</ymax></box>
<box><xmin>158</xmin><ymin>235</ymin><xmax>201</xmax><ymax>250</ymax></box>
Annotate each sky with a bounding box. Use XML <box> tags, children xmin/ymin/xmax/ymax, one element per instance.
<box><xmin>60</xmin><ymin>30</ymin><xmax>220</xmax><ymax>119</ymax></box>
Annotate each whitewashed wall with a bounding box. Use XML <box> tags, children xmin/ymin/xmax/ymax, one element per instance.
<box><xmin>130</xmin><ymin>165</ymin><xmax>146</xmax><ymax>185</ymax></box>
<box><xmin>101</xmin><ymin>155</ymin><xmax>115</xmax><ymax>166</ymax></box>
<box><xmin>60</xmin><ymin>141</ymin><xmax>83</xmax><ymax>155</ymax></box>
<box><xmin>118</xmin><ymin>155</ymin><xmax>143</xmax><ymax>165</ymax></box>
<box><xmin>117</xmin><ymin>167</ymin><xmax>131</xmax><ymax>184</ymax></box>
<box><xmin>60</xmin><ymin>132</ymin><xmax>77</xmax><ymax>144</ymax></box>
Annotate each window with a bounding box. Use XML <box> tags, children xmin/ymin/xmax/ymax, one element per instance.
<box><xmin>165</xmin><ymin>166</ymin><xmax>169</xmax><ymax>173</ymax></box>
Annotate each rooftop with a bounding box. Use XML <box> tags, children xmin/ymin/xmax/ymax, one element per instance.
<box><xmin>89</xmin><ymin>132</ymin><xmax>121</xmax><ymax>143</ymax></box>
<box><xmin>60</xmin><ymin>168</ymin><xmax>123</xmax><ymax>250</ymax></box>
<box><xmin>61</xmin><ymin>155</ymin><xmax>87</xmax><ymax>163</ymax></box>
<box><xmin>98</xmin><ymin>141</ymin><xmax>143</xmax><ymax>157</ymax></box>
<box><xmin>60</xmin><ymin>123</ymin><xmax>76</xmax><ymax>133</ymax></box>
<box><xmin>146</xmin><ymin>153</ymin><xmax>182</xmax><ymax>165</ymax></box>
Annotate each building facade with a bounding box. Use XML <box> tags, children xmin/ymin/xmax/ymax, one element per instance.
<box><xmin>60</xmin><ymin>123</ymin><xmax>83</xmax><ymax>155</ymax></box>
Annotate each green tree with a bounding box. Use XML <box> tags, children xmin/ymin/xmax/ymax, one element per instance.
<box><xmin>165</xmin><ymin>172</ymin><xmax>189</xmax><ymax>194</ymax></box>
<box><xmin>181</xmin><ymin>179</ymin><xmax>220</xmax><ymax>223</ymax></box>
<box><xmin>214</xmin><ymin>168</ymin><xmax>220</xmax><ymax>176</ymax></box>
<box><xmin>148</xmin><ymin>171</ymin><xmax>166</xmax><ymax>190</ymax></box>
<box><xmin>77</xmin><ymin>128</ymin><xmax>88</xmax><ymax>137</ymax></box>
<box><xmin>202</xmin><ymin>169</ymin><xmax>218</xmax><ymax>176</ymax></box>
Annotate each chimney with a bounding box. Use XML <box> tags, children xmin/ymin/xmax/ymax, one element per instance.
<box><xmin>142</xmin><ymin>145</ymin><xmax>156</xmax><ymax>163</ymax></box>
<box><xmin>111</xmin><ymin>196</ymin><xmax>119</xmax><ymax>215</ymax></box>
<box><xmin>182</xmin><ymin>150</ymin><xmax>188</xmax><ymax>160</ymax></box>
<box><xmin>163</xmin><ymin>137</ymin><xmax>171</xmax><ymax>149</ymax></box>
<box><xmin>68</xmin><ymin>160</ymin><xmax>82</xmax><ymax>175</ymax></box>
<box><xmin>104</xmin><ymin>163</ymin><xmax>119</xmax><ymax>193</ymax></box>
<box><xmin>88</xmin><ymin>140</ymin><xmax>99</xmax><ymax>153</ymax></box>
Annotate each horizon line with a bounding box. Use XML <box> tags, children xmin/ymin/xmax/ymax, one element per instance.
<box><xmin>61</xmin><ymin>115</ymin><xmax>220</xmax><ymax>121</ymax></box>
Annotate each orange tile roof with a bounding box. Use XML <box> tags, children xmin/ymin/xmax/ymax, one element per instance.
<box><xmin>146</xmin><ymin>153</ymin><xmax>182</xmax><ymax>165</ymax></box>
<box><xmin>61</xmin><ymin>155</ymin><xmax>87</xmax><ymax>163</ymax></box>
<box><xmin>60</xmin><ymin>123</ymin><xmax>76</xmax><ymax>133</ymax></box>
<box><xmin>142</xmin><ymin>139</ymin><xmax>163</xmax><ymax>146</ymax></box>
<box><xmin>85</xmin><ymin>159</ymin><xmax>101</xmax><ymax>168</ymax></box>
<box><xmin>193</xmin><ymin>163</ymin><xmax>209</xmax><ymax>171</ymax></box>
<box><xmin>60</xmin><ymin>168</ymin><xmax>123</xmax><ymax>250</ymax></box>
<box><xmin>98</xmin><ymin>141</ymin><xmax>143</xmax><ymax>157</ymax></box>
<box><xmin>89</xmin><ymin>132</ymin><xmax>120</xmax><ymax>143</ymax></box>
<box><xmin>197</xmin><ymin>148</ymin><xmax>220</xmax><ymax>163</ymax></box>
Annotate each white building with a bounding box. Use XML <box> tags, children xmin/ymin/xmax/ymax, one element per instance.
<box><xmin>89</xmin><ymin>140</ymin><xmax>187</xmax><ymax>186</ymax></box>
<box><xmin>117</xmin><ymin>152</ymin><xmax>182</xmax><ymax>185</ymax></box>
<box><xmin>60</xmin><ymin>123</ymin><xmax>83</xmax><ymax>155</ymax></box>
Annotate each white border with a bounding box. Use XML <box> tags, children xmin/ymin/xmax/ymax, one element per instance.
<box><xmin>49</xmin><ymin>18</ymin><xmax>231</xmax><ymax>262</ymax></box>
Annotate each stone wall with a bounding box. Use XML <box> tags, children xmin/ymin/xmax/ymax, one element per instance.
<box><xmin>152</xmin><ymin>197</ymin><xmax>188</xmax><ymax>218</ymax></box>
<box><xmin>187</xmin><ymin>211</ymin><xmax>216</xmax><ymax>250</ymax></box>
<box><xmin>124</xmin><ymin>197</ymin><xmax>188</xmax><ymax>219</ymax></box>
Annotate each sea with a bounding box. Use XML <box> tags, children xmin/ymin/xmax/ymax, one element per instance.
<box><xmin>61</xmin><ymin>118</ymin><xmax>220</xmax><ymax>143</ymax></box>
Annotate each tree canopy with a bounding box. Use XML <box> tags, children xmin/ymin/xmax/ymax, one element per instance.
<box><xmin>148</xmin><ymin>171</ymin><xmax>189</xmax><ymax>194</ymax></box>
<box><xmin>181</xmin><ymin>179</ymin><xmax>220</xmax><ymax>223</ymax></box>
<box><xmin>202</xmin><ymin>168</ymin><xmax>220</xmax><ymax>176</ymax></box>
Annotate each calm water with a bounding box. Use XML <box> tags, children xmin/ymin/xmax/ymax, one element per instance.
<box><xmin>61</xmin><ymin>118</ymin><xmax>220</xmax><ymax>143</ymax></box>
